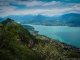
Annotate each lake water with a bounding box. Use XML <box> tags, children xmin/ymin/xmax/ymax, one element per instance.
<box><xmin>26</xmin><ymin>24</ymin><xmax>80</xmax><ymax>48</ymax></box>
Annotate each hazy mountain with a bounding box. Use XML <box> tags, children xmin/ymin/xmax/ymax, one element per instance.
<box><xmin>21</xmin><ymin>15</ymin><xmax>34</xmax><ymax>21</ymax></box>
<box><xmin>3</xmin><ymin>13</ymin><xmax>80</xmax><ymax>26</ymax></box>
<box><xmin>21</xmin><ymin>13</ymin><xmax>80</xmax><ymax>26</ymax></box>
<box><xmin>4</xmin><ymin>15</ymin><xmax>34</xmax><ymax>22</ymax></box>
<box><xmin>0</xmin><ymin>18</ymin><xmax>3</xmax><ymax>22</ymax></box>
<box><xmin>4</xmin><ymin>15</ymin><xmax>24</xmax><ymax>22</ymax></box>
<box><xmin>58</xmin><ymin>13</ymin><xmax>80</xmax><ymax>26</ymax></box>
<box><xmin>59</xmin><ymin>13</ymin><xmax>80</xmax><ymax>21</ymax></box>
<box><xmin>29</xmin><ymin>14</ymin><xmax>47</xmax><ymax>23</ymax></box>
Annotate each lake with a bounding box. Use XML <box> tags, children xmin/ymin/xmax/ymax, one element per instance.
<box><xmin>25</xmin><ymin>24</ymin><xmax>80</xmax><ymax>48</ymax></box>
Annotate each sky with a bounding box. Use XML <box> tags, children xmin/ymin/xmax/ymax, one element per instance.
<box><xmin>0</xmin><ymin>0</ymin><xmax>80</xmax><ymax>17</ymax></box>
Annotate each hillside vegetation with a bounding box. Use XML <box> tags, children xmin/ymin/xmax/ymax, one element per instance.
<box><xmin>0</xmin><ymin>18</ymin><xmax>80</xmax><ymax>60</ymax></box>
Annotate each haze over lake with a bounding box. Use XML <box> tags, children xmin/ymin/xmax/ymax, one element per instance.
<box><xmin>27</xmin><ymin>25</ymin><xmax>80</xmax><ymax>48</ymax></box>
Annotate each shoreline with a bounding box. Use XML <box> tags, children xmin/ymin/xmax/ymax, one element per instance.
<box><xmin>22</xmin><ymin>23</ymin><xmax>80</xmax><ymax>27</ymax></box>
<box><xmin>23</xmin><ymin>24</ymin><xmax>80</xmax><ymax>48</ymax></box>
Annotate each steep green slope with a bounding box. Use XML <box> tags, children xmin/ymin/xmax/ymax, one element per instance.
<box><xmin>23</xmin><ymin>25</ymin><xmax>80</xmax><ymax>59</ymax></box>
<box><xmin>0</xmin><ymin>18</ymin><xmax>80</xmax><ymax>60</ymax></box>
<box><xmin>0</xmin><ymin>18</ymin><xmax>38</xmax><ymax>60</ymax></box>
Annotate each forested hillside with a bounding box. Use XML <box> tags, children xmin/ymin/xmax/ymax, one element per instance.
<box><xmin>0</xmin><ymin>18</ymin><xmax>80</xmax><ymax>60</ymax></box>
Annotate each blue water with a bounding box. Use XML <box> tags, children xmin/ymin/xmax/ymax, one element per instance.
<box><xmin>25</xmin><ymin>24</ymin><xmax>80</xmax><ymax>48</ymax></box>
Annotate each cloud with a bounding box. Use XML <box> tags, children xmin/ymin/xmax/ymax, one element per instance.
<box><xmin>0</xmin><ymin>0</ymin><xmax>17</xmax><ymax>6</ymax></box>
<box><xmin>73</xmin><ymin>4</ymin><xmax>80</xmax><ymax>8</ymax></box>
<box><xmin>0</xmin><ymin>5</ymin><xmax>17</xmax><ymax>16</ymax></box>
<box><xmin>13</xmin><ymin>1</ymin><xmax>61</xmax><ymax>7</ymax></box>
<box><xmin>0</xmin><ymin>0</ymin><xmax>80</xmax><ymax>17</ymax></box>
<box><xmin>15</xmin><ymin>1</ymin><xmax>43</xmax><ymax>7</ymax></box>
<box><xmin>42</xmin><ymin>1</ymin><xmax>61</xmax><ymax>6</ymax></box>
<box><xmin>0</xmin><ymin>5</ymin><xmax>80</xmax><ymax>17</ymax></box>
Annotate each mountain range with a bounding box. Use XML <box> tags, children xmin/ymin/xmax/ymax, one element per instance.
<box><xmin>0</xmin><ymin>18</ymin><xmax>3</xmax><ymax>22</ymax></box>
<box><xmin>3</xmin><ymin>15</ymin><xmax>34</xmax><ymax>22</ymax></box>
<box><xmin>1</xmin><ymin>13</ymin><xmax>80</xmax><ymax>27</ymax></box>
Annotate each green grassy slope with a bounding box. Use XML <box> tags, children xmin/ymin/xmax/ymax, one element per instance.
<box><xmin>0</xmin><ymin>18</ymin><xmax>38</xmax><ymax>60</ymax></box>
<box><xmin>0</xmin><ymin>18</ymin><xmax>80</xmax><ymax>60</ymax></box>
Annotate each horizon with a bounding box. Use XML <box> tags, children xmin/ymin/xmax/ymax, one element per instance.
<box><xmin>1</xmin><ymin>12</ymin><xmax>80</xmax><ymax>18</ymax></box>
<box><xmin>0</xmin><ymin>0</ymin><xmax>80</xmax><ymax>17</ymax></box>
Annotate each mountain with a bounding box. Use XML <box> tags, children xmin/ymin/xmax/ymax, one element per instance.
<box><xmin>0</xmin><ymin>18</ymin><xmax>39</xmax><ymax>60</ymax></box>
<box><xmin>21</xmin><ymin>15</ymin><xmax>34</xmax><ymax>21</ymax></box>
<box><xmin>4</xmin><ymin>13</ymin><xmax>80</xmax><ymax>26</ymax></box>
<box><xmin>21</xmin><ymin>14</ymin><xmax>51</xmax><ymax>24</ymax></box>
<box><xmin>21</xmin><ymin>13</ymin><xmax>80</xmax><ymax>26</ymax></box>
<box><xmin>58</xmin><ymin>13</ymin><xmax>80</xmax><ymax>26</ymax></box>
<box><xmin>0</xmin><ymin>18</ymin><xmax>3</xmax><ymax>22</ymax></box>
<box><xmin>29</xmin><ymin>14</ymin><xmax>47</xmax><ymax>23</ymax></box>
<box><xmin>4</xmin><ymin>15</ymin><xmax>34</xmax><ymax>22</ymax></box>
<box><xmin>0</xmin><ymin>18</ymin><xmax>80</xmax><ymax>60</ymax></box>
<box><xmin>1</xmin><ymin>18</ymin><xmax>36</xmax><ymax>42</ymax></box>
<box><xmin>4</xmin><ymin>15</ymin><xmax>24</xmax><ymax>22</ymax></box>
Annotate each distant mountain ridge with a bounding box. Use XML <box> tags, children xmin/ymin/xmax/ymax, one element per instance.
<box><xmin>21</xmin><ymin>13</ymin><xmax>80</xmax><ymax>26</ymax></box>
<box><xmin>4</xmin><ymin>15</ymin><xmax>34</xmax><ymax>22</ymax></box>
<box><xmin>0</xmin><ymin>18</ymin><xmax>3</xmax><ymax>22</ymax></box>
<box><xmin>3</xmin><ymin>13</ymin><xmax>80</xmax><ymax>26</ymax></box>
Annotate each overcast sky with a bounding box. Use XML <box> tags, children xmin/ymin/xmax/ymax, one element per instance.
<box><xmin>0</xmin><ymin>0</ymin><xmax>80</xmax><ymax>17</ymax></box>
